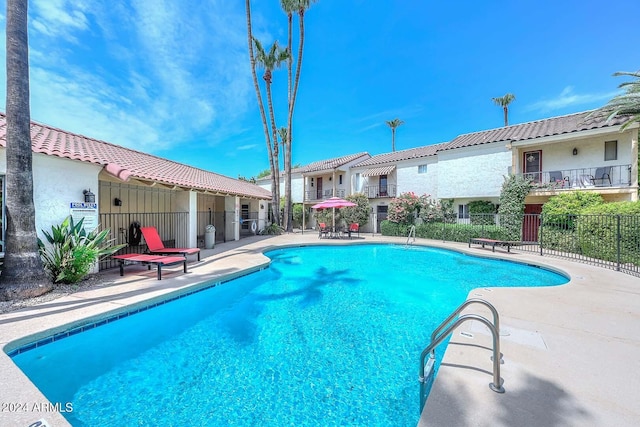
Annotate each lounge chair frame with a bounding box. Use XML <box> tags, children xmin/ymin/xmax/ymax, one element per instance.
<box><xmin>111</xmin><ymin>254</ymin><xmax>187</xmax><ymax>280</ymax></box>
<box><xmin>140</xmin><ymin>226</ymin><xmax>201</xmax><ymax>261</ymax></box>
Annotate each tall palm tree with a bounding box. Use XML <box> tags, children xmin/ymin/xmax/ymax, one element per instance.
<box><xmin>280</xmin><ymin>0</ymin><xmax>317</xmax><ymax>231</ymax></box>
<box><xmin>246</xmin><ymin>0</ymin><xmax>280</xmax><ymax>224</ymax></box>
<box><xmin>0</xmin><ymin>0</ymin><xmax>52</xmax><ymax>300</ymax></box>
<box><xmin>253</xmin><ymin>37</ymin><xmax>289</xmax><ymax>222</ymax></box>
<box><xmin>595</xmin><ymin>71</ymin><xmax>640</xmax><ymax>129</ymax></box>
<box><xmin>385</xmin><ymin>118</ymin><xmax>404</xmax><ymax>152</ymax></box>
<box><xmin>492</xmin><ymin>93</ymin><xmax>516</xmax><ymax>126</ymax></box>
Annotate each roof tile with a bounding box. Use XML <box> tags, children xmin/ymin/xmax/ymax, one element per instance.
<box><xmin>0</xmin><ymin>113</ymin><xmax>271</xmax><ymax>199</ymax></box>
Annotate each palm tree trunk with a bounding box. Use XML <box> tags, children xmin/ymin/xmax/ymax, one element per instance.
<box><xmin>392</xmin><ymin>129</ymin><xmax>396</xmax><ymax>152</ymax></box>
<box><xmin>265</xmin><ymin>79</ymin><xmax>281</xmax><ymax>224</ymax></box>
<box><xmin>283</xmin><ymin>10</ymin><xmax>293</xmax><ymax>231</ymax></box>
<box><xmin>0</xmin><ymin>0</ymin><xmax>52</xmax><ymax>300</ymax></box>
<box><xmin>246</xmin><ymin>0</ymin><xmax>279</xmax><ymax>224</ymax></box>
<box><xmin>503</xmin><ymin>107</ymin><xmax>509</xmax><ymax>126</ymax></box>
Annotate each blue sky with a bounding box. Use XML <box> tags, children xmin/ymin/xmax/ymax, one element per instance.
<box><xmin>1</xmin><ymin>0</ymin><xmax>639</xmax><ymax>179</ymax></box>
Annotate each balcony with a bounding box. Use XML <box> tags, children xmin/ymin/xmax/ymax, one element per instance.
<box><xmin>517</xmin><ymin>164</ymin><xmax>632</xmax><ymax>191</ymax></box>
<box><xmin>305</xmin><ymin>188</ymin><xmax>346</xmax><ymax>202</ymax></box>
<box><xmin>363</xmin><ymin>184</ymin><xmax>397</xmax><ymax>198</ymax></box>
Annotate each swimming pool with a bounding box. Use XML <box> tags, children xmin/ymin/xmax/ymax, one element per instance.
<box><xmin>9</xmin><ymin>244</ymin><xmax>567</xmax><ymax>426</ymax></box>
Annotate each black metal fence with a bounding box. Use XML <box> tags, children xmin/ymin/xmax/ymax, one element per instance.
<box><xmin>99</xmin><ymin>212</ymin><xmax>189</xmax><ymax>270</ymax></box>
<box><xmin>382</xmin><ymin>213</ymin><xmax>640</xmax><ymax>277</ymax></box>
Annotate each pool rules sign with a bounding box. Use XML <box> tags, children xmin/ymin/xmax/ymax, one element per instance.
<box><xmin>70</xmin><ymin>202</ymin><xmax>98</xmax><ymax>232</ymax></box>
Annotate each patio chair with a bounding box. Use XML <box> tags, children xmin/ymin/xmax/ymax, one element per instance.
<box><xmin>318</xmin><ymin>223</ymin><xmax>330</xmax><ymax>239</ymax></box>
<box><xmin>549</xmin><ymin>171</ymin><xmax>570</xmax><ymax>188</ymax></box>
<box><xmin>589</xmin><ymin>166</ymin><xmax>612</xmax><ymax>186</ymax></box>
<box><xmin>348</xmin><ymin>223</ymin><xmax>359</xmax><ymax>239</ymax></box>
<box><xmin>140</xmin><ymin>226</ymin><xmax>201</xmax><ymax>261</ymax></box>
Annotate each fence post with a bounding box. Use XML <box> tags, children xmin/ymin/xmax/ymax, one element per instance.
<box><xmin>616</xmin><ymin>215</ymin><xmax>621</xmax><ymax>271</ymax></box>
<box><xmin>539</xmin><ymin>214</ymin><xmax>543</xmax><ymax>256</ymax></box>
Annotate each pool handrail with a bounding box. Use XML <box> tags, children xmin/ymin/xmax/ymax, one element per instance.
<box><xmin>419</xmin><ymin>299</ymin><xmax>504</xmax><ymax>413</ymax></box>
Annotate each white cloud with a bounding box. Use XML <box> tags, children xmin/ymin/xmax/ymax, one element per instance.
<box><xmin>525</xmin><ymin>86</ymin><xmax>619</xmax><ymax>113</ymax></box>
<box><xmin>1</xmin><ymin>0</ymin><xmax>259</xmax><ymax>155</ymax></box>
<box><xmin>31</xmin><ymin>0</ymin><xmax>89</xmax><ymax>42</ymax></box>
<box><xmin>237</xmin><ymin>144</ymin><xmax>258</xmax><ymax>151</ymax></box>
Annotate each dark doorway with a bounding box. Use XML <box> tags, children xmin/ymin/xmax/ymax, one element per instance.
<box><xmin>316</xmin><ymin>177</ymin><xmax>323</xmax><ymax>200</ymax></box>
<box><xmin>523</xmin><ymin>204</ymin><xmax>543</xmax><ymax>242</ymax></box>
<box><xmin>377</xmin><ymin>205</ymin><xmax>388</xmax><ymax>232</ymax></box>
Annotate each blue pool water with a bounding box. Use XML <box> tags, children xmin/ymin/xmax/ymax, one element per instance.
<box><xmin>11</xmin><ymin>244</ymin><xmax>567</xmax><ymax>426</ymax></box>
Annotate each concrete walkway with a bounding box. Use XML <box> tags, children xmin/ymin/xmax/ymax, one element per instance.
<box><xmin>0</xmin><ymin>233</ymin><xmax>638</xmax><ymax>426</ymax></box>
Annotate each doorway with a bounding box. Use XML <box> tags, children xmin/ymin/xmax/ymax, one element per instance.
<box><xmin>523</xmin><ymin>204</ymin><xmax>542</xmax><ymax>242</ymax></box>
<box><xmin>376</xmin><ymin>205</ymin><xmax>388</xmax><ymax>232</ymax></box>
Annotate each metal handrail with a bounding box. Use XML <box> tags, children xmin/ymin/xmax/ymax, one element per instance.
<box><xmin>418</xmin><ymin>301</ymin><xmax>504</xmax><ymax>413</ymax></box>
<box><xmin>406</xmin><ymin>225</ymin><xmax>416</xmax><ymax>246</ymax></box>
<box><xmin>430</xmin><ymin>299</ymin><xmax>499</xmax><ymax>348</ymax></box>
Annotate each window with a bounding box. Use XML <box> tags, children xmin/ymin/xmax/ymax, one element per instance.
<box><xmin>458</xmin><ymin>204</ymin><xmax>469</xmax><ymax>219</ymax></box>
<box><xmin>418</xmin><ymin>164</ymin><xmax>428</xmax><ymax>174</ymax></box>
<box><xmin>605</xmin><ymin>140</ymin><xmax>617</xmax><ymax>161</ymax></box>
<box><xmin>523</xmin><ymin>150</ymin><xmax>542</xmax><ymax>182</ymax></box>
<box><xmin>355</xmin><ymin>173</ymin><xmax>360</xmax><ymax>191</ymax></box>
<box><xmin>339</xmin><ymin>174</ymin><xmax>343</xmax><ymax>185</ymax></box>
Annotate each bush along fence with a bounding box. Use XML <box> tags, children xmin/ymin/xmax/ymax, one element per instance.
<box><xmin>380</xmin><ymin>213</ymin><xmax>640</xmax><ymax>277</ymax></box>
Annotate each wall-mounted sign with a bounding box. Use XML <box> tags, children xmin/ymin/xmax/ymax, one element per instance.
<box><xmin>70</xmin><ymin>202</ymin><xmax>98</xmax><ymax>232</ymax></box>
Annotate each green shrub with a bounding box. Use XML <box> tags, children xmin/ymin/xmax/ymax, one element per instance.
<box><xmin>341</xmin><ymin>193</ymin><xmax>370</xmax><ymax>227</ymax></box>
<box><xmin>260</xmin><ymin>223</ymin><xmax>285</xmax><ymax>235</ymax></box>
<box><xmin>468</xmin><ymin>201</ymin><xmax>496</xmax><ymax>225</ymax></box>
<box><xmin>498</xmin><ymin>175</ymin><xmax>533</xmax><ymax>240</ymax></box>
<box><xmin>577</xmin><ymin>201</ymin><xmax>640</xmax><ymax>264</ymax></box>
<box><xmin>39</xmin><ymin>216</ymin><xmax>125</xmax><ymax>284</ymax></box>
<box><xmin>542</xmin><ymin>192</ymin><xmax>604</xmax><ymax>229</ymax></box>
<box><xmin>380</xmin><ymin>220</ymin><xmax>409</xmax><ymax>237</ymax></box>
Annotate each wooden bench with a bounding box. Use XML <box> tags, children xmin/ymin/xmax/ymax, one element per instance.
<box><xmin>111</xmin><ymin>254</ymin><xmax>188</xmax><ymax>280</ymax></box>
<box><xmin>469</xmin><ymin>238</ymin><xmax>519</xmax><ymax>253</ymax></box>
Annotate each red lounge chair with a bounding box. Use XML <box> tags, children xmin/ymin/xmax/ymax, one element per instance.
<box><xmin>111</xmin><ymin>254</ymin><xmax>187</xmax><ymax>280</ymax></box>
<box><xmin>140</xmin><ymin>226</ymin><xmax>201</xmax><ymax>261</ymax></box>
<box><xmin>318</xmin><ymin>222</ymin><xmax>330</xmax><ymax>239</ymax></box>
<box><xmin>348</xmin><ymin>223</ymin><xmax>359</xmax><ymax>238</ymax></box>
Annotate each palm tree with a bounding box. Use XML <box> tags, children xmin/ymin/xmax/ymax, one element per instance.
<box><xmin>0</xmin><ymin>0</ymin><xmax>52</xmax><ymax>300</ymax></box>
<box><xmin>246</xmin><ymin>0</ymin><xmax>280</xmax><ymax>224</ymax></box>
<box><xmin>253</xmin><ymin>37</ymin><xmax>289</xmax><ymax>222</ymax></box>
<box><xmin>594</xmin><ymin>71</ymin><xmax>640</xmax><ymax>129</ymax></box>
<box><xmin>492</xmin><ymin>93</ymin><xmax>516</xmax><ymax>126</ymax></box>
<box><xmin>385</xmin><ymin>118</ymin><xmax>404</xmax><ymax>152</ymax></box>
<box><xmin>280</xmin><ymin>0</ymin><xmax>317</xmax><ymax>231</ymax></box>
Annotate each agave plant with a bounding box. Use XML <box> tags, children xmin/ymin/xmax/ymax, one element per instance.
<box><xmin>38</xmin><ymin>216</ymin><xmax>125</xmax><ymax>284</ymax></box>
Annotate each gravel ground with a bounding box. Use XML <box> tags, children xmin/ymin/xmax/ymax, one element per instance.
<box><xmin>0</xmin><ymin>274</ymin><xmax>116</xmax><ymax>315</ymax></box>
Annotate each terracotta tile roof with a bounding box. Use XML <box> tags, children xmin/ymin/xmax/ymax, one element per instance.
<box><xmin>442</xmin><ymin>110</ymin><xmax>630</xmax><ymax>151</ymax></box>
<box><xmin>299</xmin><ymin>152</ymin><xmax>370</xmax><ymax>173</ymax></box>
<box><xmin>0</xmin><ymin>113</ymin><xmax>271</xmax><ymax>199</ymax></box>
<box><xmin>353</xmin><ymin>144</ymin><xmax>445</xmax><ymax>167</ymax></box>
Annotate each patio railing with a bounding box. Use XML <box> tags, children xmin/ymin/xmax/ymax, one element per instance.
<box><xmin>363</xmin><ymin>184</ymin><xmax>397</xmax><ymax>199</ymax></box>
<box><xmin>516</xmin><ymin>164</ymin><xmax>632</xmax><ymax>189</ymax></box>
<box><xmin>305</xmin><ymin>188</ymin><xmax>346</xmax><ymax>202</ymax></box>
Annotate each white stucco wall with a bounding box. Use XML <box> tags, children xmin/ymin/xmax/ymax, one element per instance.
<box><xmin>0</xmin><ymin>152</ymin><xmax>103</xmax><ymax>241</ymax></box>
<box><xmin>396</xmin><ymin>159</ymin><xmax>438</xmax><ymax>199</ymax></box>
<box><xmin>437</xmin><ymin>142</ymin><xmax>512</xmax><ymax>199</ymax></box>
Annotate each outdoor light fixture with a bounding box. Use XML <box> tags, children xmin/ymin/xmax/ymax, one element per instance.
<box><xmin>114</xmin><ymin>197</ymin><xmax>122</xmax><ymax>206</ymax></box>
<box><xmin>260</xmin><ymin>203</ymin><xmax>264</xmax><ymax>210</ymax></box>
<box><xmin>83</xmin><ymin>189</ymin><xmax>95</xmax><ymax>203</ymax></box>
<box><xmin>573</xmin><ymin>148</ymin><xmax>578</xmax><ymax>156</ymax></box>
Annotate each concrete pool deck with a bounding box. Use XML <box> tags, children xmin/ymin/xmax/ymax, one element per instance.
<box><xmin>0</xmin><ymin>233</ymin><xmax>638</xmax><ymax>426</ymax></box>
